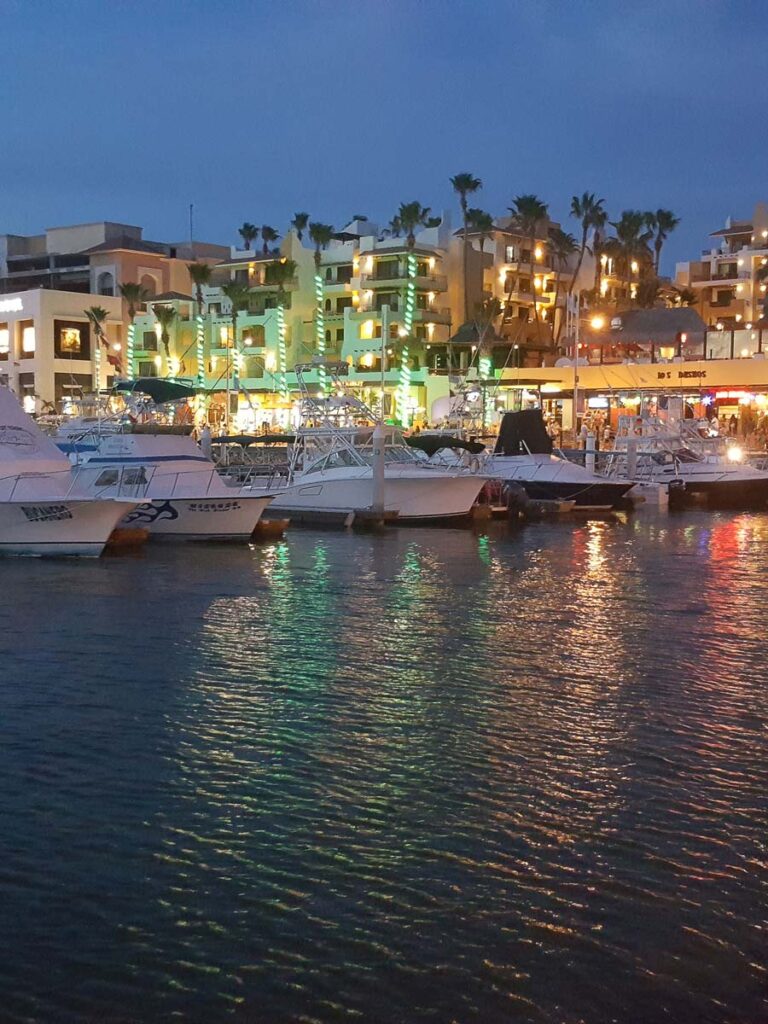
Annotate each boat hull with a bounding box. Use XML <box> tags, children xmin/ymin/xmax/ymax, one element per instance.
<box><xmin>0</xmin><ymin>498</ymin><xmax>137</xmax><ymax>557</ymax></box>
<box><xmin>268</xmin><ymin>470</ymin><xmax>485</xmax><ymax>522</ymax></box>
<box><xmin>676</xmin><ymin>475</ymin><xmax>768</xmax><ymax>509</ymax></box>
<box><xmin>516</xmin><ymin>479</ymin><xmax>634</xmax><ymax>509</ymax></box>
<box><xmin>119</xmin><ymin>494</ymin><xmax>273</xmax><ymax>540</ymax></box>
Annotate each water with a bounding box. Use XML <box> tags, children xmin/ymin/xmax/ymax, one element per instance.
<box><xmin>0</xmin><ymin>513</ymin><xmax>766</xmax><ymax>1023</ymax></box>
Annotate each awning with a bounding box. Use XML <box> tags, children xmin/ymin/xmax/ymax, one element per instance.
<box><xmin>113</xmin><ymin>378</ymin><xmax>201</xmax><ymax>403</ymax></box>
<box><xmin>406</xmin><ymin>434</ymin><xmax>486</xmax><ymax>457</ymax></box>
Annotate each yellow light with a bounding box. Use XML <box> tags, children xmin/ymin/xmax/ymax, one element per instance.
<box><xmin>360</xmin><ymin>319</ymin><xmax>374</xmax><ymax>340</ymax></box>
<box><xmin>427</xmin><ymin>322</ymin><xmax>435</xmax><ymax>336</ymax></box>
<box><xmin>112</xmin><ymin>342</ymin><xmax>121</xmax><ymax>351</ymax></box>
<box><xmin>736</xmin><ymin>284</ymin><xmax>743</xmax><ymax>293</ymax></box>
<box><xmin>364</xmin><ymin>256</ymin><xmax>373</xmax><ymax>273</ymax></box>
<box><xmin>631</xmin><ymin>261</ymin><xmax>639</xmax><ymax>273</ymax></box>
<box><xmin>746</xmin><ymin>322</ymin><xmax>752</xmax><ymax>329</ymax></box>
<box><xmin>428</xmin><ymin>291</ymin><xmax>435</xmax><ymax>302</ymax></box>
<box><xmin>154</xmin><ymin>355</ymin><xmax>162</xmax><ymax>368</ymax></box>
<box><xmin>680</xmin><ymin>332</ymin><xmax>687</xmax><ymax>343</ymax></box>
<box><xmin>600</xmin><ymin>254</ymin><xmax>608</xmax><ymax>266</ymax></box>
<box><xmin>590</xmin><ymin>315</ymin><xmax>605</xmax><ymax>330</ymax></box>
<box><xmin>362</xmin><ymin>352</ymin><xmax>374</xmax><ymax>368</ymax></box>
<box><xmin>756</xmin><ymin>394</ymin><xmax>768</xmax><ymax>407</ymax></box>
<box><xmin>219</xmin><ymin>325</ymin><xmax>229</xmax><ymax>346</ymax></box>
<box><xmin>735</xmin><ymin>314</ymin><xmax>742</xmax><ymax>321</ymax></box>
<box><xmin>727</xmin><ymin>446</ymin><xmax>744</xmax><ymax>462</ymax></box>
<box><xmin>738</xmin><ymin>259</ymin><xmax>744</xmax><ymax>266</ymax></box>
<box><xmin>600</xmin><ymin>279</ymin><xmax>608</xmax><ymax>297</ymax></box>
<box><xmin>398</xmin><ymin>327</ymin><xmax>407</xmax><ymax>338</ymax></box>
<box><xmin>352</xmin><ymin>291</ymin><xmax>359</xmax><ymax>305</ymax></box>
<box><xmin>428</xmin><ymin>256</ymin><xmax>436</xmax><ymax>270</ymax></box>
<box><xmin>499</xmin><ymin>271</ymin><xmax>506</xmax><ymax>284</ymax></box>
<box><xmin>534</xmin><ymin>276</ymin><xmax>542</xmax><ymax>290</ymax></box>
<box><xmin>716</xmin><ymin>322</ymin><xmax>724</xmax><ymax>330</ymax></box>
<box><xmin>265</xmin><ymin>351</ymin><xmax>276</xmax><ymax>370</ymax></box>
<box><xmin>540</xmin><ymin>383</ymin><xmax>561</xmax><ymax>394</ymax></box>
<box><xmin>534</xmin><ymin>246</ymin><xmax>543</xmax><ymax>260</ymax></box>
<box><xmin>22</xmin><ymin>326</ymin><xmax>35</xmax><ymax>353</ymax></box>
<box><xmin>740</xmin><ymin>348</ymin><xmax>750</xmax><ymax>357</ymax></box>
<box><xmin>763</xmin><ymin>230</ymin><xmax>768</xmax><ymax>239</ymax></box>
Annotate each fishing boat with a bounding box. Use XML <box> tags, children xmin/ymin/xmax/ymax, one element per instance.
<box><xmin>56</xmin><ymin>379</ymin><xmax>274</xmax><ymax>540</ymax></box>
<box><xmin>487</xmin><ymin>410</ymin><xmax>634</xmax><ymax>510</ymax></box>
<box><xmin>0</xmin><ymin>386</ymin><xmax>137</xmax><ymax>556</ymax></box>
<box><xmin>604</xmin><ymin>417</ymin><xmax>768</xmax><ymax>508</ymax></box>
<box><xmin>213</xmin><ymin>363</ymin><xmax>487</xmax><ymax>524</ymax></box>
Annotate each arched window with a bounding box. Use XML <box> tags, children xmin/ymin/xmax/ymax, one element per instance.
<box><xmin>140</xmin><ymin>274</ymin><xmax>157</xmax><ymax>297</ymax></box>
<box><xmin>97</xmin><ymin>271</ymin><xmax>114</xmax><ymax>296</ymax></box>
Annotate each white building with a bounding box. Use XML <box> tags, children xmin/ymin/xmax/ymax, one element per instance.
<box><xmin>0</xmin><ymin>289</ymin><xmax>124</xmax><ymax>412</ymax></box>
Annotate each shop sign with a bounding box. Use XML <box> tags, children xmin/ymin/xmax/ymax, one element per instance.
<box><xmin>0</xmin><ymin>298</ymin><xmax>23</xmax><ymax>314</ymax></box>
<box><xmin>657</xmin><ymin>369</ymin><xmax>707</xmax><ymax>380</ymax></box>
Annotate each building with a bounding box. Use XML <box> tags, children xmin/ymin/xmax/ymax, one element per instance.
<box><xmin>0</xmin><ymin>289</ymin><xmax>124</xmax><ymax>410</ymax></box>
<box><xmin>675</xmin><ymin>202</ymin><xmax>768</xmax><ymax>330</ymax></box>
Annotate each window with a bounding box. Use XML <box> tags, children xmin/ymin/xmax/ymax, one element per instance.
<box><xmin>55</xmin><ymin>319</ymin><xmax>91</xmax><ymax>358</ymax></box>
<box><xmin>0</xmin><ymin>325</ymin><xmax>8</xmax><ymax>359</ymax></box>
<box><xmin>95</xmin><ymin>469</ymin><xmax>119</xmax><ymax>487</ymax></box>
<box><xmin>21</xmin><ymin>321</ymin><xmax>35</xmax><ymax>355</ymax></box>
<box><xmin>242</xmin><ymin>325</ymin><xmax>265</xmax><ymax>347</ymax></box>
<box><xmin>337</xmin><ymin>296</ymin><xmax>353</xmax><ymax>312</ymax></box>
<box><xmin>123</xmin><ymin>468</ymin><xmax>148</xmax><ymax>486</ymax></box>
<box><xmin>138</xmin><ymin>360</ymin><xmax>158</xmax><ymax>377</ymax></box>
<box><xmin>505</xmin><ymin>245</ymin><xmax>518</xmax><ymax>263</ymax></box>
<box><xmin>97</xmin><ymin>271</ymin><xmax>114</xmax><ymax>296</ymax></box>
<box><xmin>416</xmin><ymin>261</ymin><xmax>429</xmax><ymax>277</ymax></box>
<box><xmin>141</xmin><ymin>331</ymin><xmax>158</xmax><ymax>351</ymax></box>
<box><xmin>336</xmin><ymin>328</ymin><xmax>344</xmax><ymax>342</ymax></box>
<box><xmin>325</xmin><ymin>329</ymin><xmax>331</xmax><ymax>343</ymax></box>
<box><xmin>416</xmin><ymin>293</ymin><xmax>428</xmax><ymax>309</ymax></box>
<box><xmin>234</xmin><ymin>269</ymin><xmax>248</xmax><ymax>285</ymax></box>
<box><xmin>337</xmin><ymin>265</ymin><xmax>353</xmax><ymax>284</ymax></box>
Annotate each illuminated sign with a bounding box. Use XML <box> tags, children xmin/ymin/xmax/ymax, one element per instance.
<box><xmin>0</xmin><ymin>298</ymin><xmax>23</xmax><ymax>314</ymax></box>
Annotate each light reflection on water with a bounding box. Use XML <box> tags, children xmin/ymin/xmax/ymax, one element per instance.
<box><xmin>0</xmin><ymin>512</ymin><xmax>766</xmax><ymax>1023</ymax></box>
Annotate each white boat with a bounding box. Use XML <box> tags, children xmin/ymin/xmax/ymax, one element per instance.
<box><xmin>605</xmin><ymin>417</ymin><xmax>768</xmax><ymax>508</ymax></box>
<box><xmin>487</xmin><ymin>410</ymin><xmax>634</xmax><ymax>510</ymax></box>
<box><xmin>216</xmin><ymin>427</ymin><xmax>486</xmax><ymax>523</ymax></box>
<box><xmin>58</xmin><ymin>427</ymin><xmax>274</xmax><ymax>540</ymax></box>
<box><xmin>213</xmin><ymin>363</ymin><xmax>487</xmax><ymax>524</ymax></box>
<box><xmin>0</xmin><ymin>387</ymin><xmax>137</xmax><ymax>556</ymax></box>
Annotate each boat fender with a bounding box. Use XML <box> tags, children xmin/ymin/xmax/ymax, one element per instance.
<box><xmin>468</xmin><ymin>456</ymin><xmax>481</xmax><ymax>474</ymax></box>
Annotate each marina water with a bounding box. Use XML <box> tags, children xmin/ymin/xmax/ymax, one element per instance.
<box><xmin>1</xmin><ymin>513</ymin><xmax>766</xmax><ymax>1023</ymax></box>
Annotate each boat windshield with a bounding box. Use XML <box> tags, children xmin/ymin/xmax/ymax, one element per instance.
<box><xmin>650</xmin><ymin>447</ymin><xmax>702</xmax><ymax>465</ymax></box>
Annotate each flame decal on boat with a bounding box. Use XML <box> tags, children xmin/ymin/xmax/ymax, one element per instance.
<box><xmin>123</xmin><ymin>501</ymin><xmax>179</xmax><ymax>524</ymax></box>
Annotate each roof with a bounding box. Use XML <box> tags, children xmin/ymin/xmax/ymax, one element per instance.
<box><xmin>358</xmin><ymin>245</ymin><xmax>439</xmax><ymax>259</ymax></box>
<box><xmin>711</xmin><ymin>221</ymin><xmax>752</xmax><ymax>238</ymax></box>
<box><xmin>148</xmin><ymin>291</ymin><xmax>194</xmax><ymax>302</ymax></box>
<box><xmin>585</xmin><ymin>307</ymin><xmax>707</xmax><ymax>346</ymax></box>
<box><xmin>83</xmin><ymin>236</ymin><xmax>168</xmax><ymax>255</ymax></box>
<box><xmin>449</xmin><ymin>321</ymin><xmax>504</xmax><ymax>346</ymax></box>
<box><xmin>216</xmin><ymin>251</ymin><xmax>280</xmax><ymax>267</ymax></box>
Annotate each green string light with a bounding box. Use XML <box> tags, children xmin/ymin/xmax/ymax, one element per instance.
<box><xmin>398</xmin><ymin>253</ymin><xmax>416</xmax><ymax>428</ymax></box>
<box><xmin>276</xmin><ymin>304</ymin><xmax>288</xmax><ymax>396</ymax></box>
<box><xmin>315</xmin><ymin>272</ymin><xmax>326</xmax><ymax>395</ymax></box>
<box><xmin>196</xmin><ymin>314</ymin><xmax>205</xmax><ymax>389</ymax></box>
<box><xmin>125</xmin><ymin>321</ymin><xmax>135</xmax><ymax>378</ymax></box>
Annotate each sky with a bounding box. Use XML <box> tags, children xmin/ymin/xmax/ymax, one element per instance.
<box><xmin>1</xmin><ymin>0</ymin><xmax>767</xmax><ymax>274</ymax></box>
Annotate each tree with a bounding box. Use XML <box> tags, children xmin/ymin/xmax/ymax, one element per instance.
<box><xmin>396</xmin><ymin>202</ymin><xmax>432</xmax><ymax>248</ymax></box>
<box><xmin>291</xmin><ymin>212</ymin><xmax>309</xmax><ymax>240</ymax></box>
<box><xmin>220</xmin><ymin>282</ymin><xmax>251</xmax><ymax>426</ymax></box>
<box><xmin>118</xmin><ymin>282</ymin><xmax>149</xmax><ymax>378</ymax></box>
<box><xmin>591</xmin><ymin>205</ymin><xmax>609</xmax><ymax>298</ymax></box>
<box><xmin>646</xmin><ymin>209</ymin><xmax>680</xmax><ymax>274</ymax></box>
<box><xmin>187</xmin><ymin>262</ymin><xmax>213</xmax><ymax>388</ymax></box>
<box><xmin>548</xmin><ymin>228</ymin><xmax>578</xmax><ymax>344</ymax></box>
<box><xmin>467</xmin><ymin>208</ymin><xmax>494</xmax><ymax>251</ymax></box>
<box><xmin>568</xmin><ymin>192</ymin><xmax>606</xmax><ymax>298</ymax></box>
<box><xmin>673</xmin><ymin>286</ymin><xmax>698</xmax><ymax>307</ymax></box>
<box><xmin>308</xmin><ymin>223</ymin><xmax>335</xmax><ymax>392</ymax></box>
<box><xmin>238</xmin><ymin>222</ymin><xmax>258</xmax><ymax>250</ymax></box>
<box><xmin>85</xmin><ymin>305</ymin><xmax>112</xmax><ymax>387</ymax></box>
<box><xmin>261</xmin><ymin>225</ymin><xmax>279</xmax><ymax>255</ymax></box>
<box><xmin>636</xmin><ymin>277</ymin><xmax>661</xmax><ymax>308</ymax></box>
<box><xmin>450</xmin><ymin>172</ymin><xmax>483</xmax><ymax>322</ymax></box>
<box><xmin>607</xmin><ymin>210</ymin><xmax>653</xmax><ymax>306</ymax></box>
<box><xmin>153</xmin><ymin>304</ymin><xmax>177</xmax><ymax>359</ymax></box>
<box><xmin>509</xmin><ymin>194</ymin><xmax>549</xmax><ymax>339</ymax></box>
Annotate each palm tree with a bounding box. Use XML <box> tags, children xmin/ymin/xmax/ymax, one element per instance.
<box><xmin>291</xmin><ymin>212</ymin><xmax>309</xmax><ymax>240</ymax></box>
<box><xmin>266</xmin><ymin>259</ymin><xmax>298</xmax><ymax>395</ymax></box>
<box><xmin>308</xmin><ymin>222</ymin><xmax>334</xmax><ymax>393</ymax></box>
<box><xmin>261</xmin><ymin>225</ymin><xmax>279</xmax><ymax>255</ymax></box>
<box><xmin>568</xmin><ymin>192</ymin><xmax>606</xmax><ymax>299</ymax></box>
<box><xmin>153</xmin><ymin>304</ymin><xmax>177</xmax><ymax>360</ymax></box>
<box><xmin>467</xmin><ymin>208</ymin><xmax>494</xmax><ymax>251</ymax></box>
<box><xmin>85</xmin><ymin>305</ymin><xmax>110</xmax><ymax>389</ymax></box>
<box><xmin>451</xmin><ymin>172</ymin><xmax>482</xmax><ymax>322</ymax></box>
<box><xmin>548</xmin><ymin>229</ymin><xmax>578</xmax><ymax>344</ymax></box>
<box><xmin>118</xmin><ymin>282</ymin><xmax>149</xmax><ymax>378</ymax></box>
<box><xmin>220</xmin><ymin>282</ymin><xmax>251</xmax><ymax>428</ymax></box>
<box><xmin>187</xmin><ymin>262</ymin><xmax>213</xmax><ymax>388</ymax></box>
<box><xmin>396</xmin><ymin>202</ymin><xmax>432</xmax><ymax>248</ymax></box>
<box><xmin>591</xmin><ymin>205</ymin><xmax>609</xmax><ymax>298</ymax></box>
<box><xmin>509</xmin><ymin>194</ymin><xmax>549</xmax><ymax>339</ymax></box>
<box><xmin>238</xmin><ymin>222</ymin><xmax>258</xmax><ymax>250</ymax></box>
<box><xmin>647</xmin><ymin>209</ymin><xmax>680</xmax><ymax>274</ymax></box>
<box><xmin>607</xmin><ymin>210</ymin><xmax>653</xmax><ymax>305</ymax></box>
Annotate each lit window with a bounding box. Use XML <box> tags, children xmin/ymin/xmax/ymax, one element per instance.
<box><xmin>60</xmin><ymin>327</ymin><xmax>81</xmax><ymax>354</ymax></box>
<box><xmin>0</xmin><ymin>328</ymin><xmax>8</xmax><ymax>354</ymax></box>
<box><xmin>22</xmin><ymin>326</ymin><xmax>35</xmax><ymax>354</ymax></box>
<box><xmin>360</xmin><ymin>319</ymin><xmax>374</xmax><ymax>340</ymax></box>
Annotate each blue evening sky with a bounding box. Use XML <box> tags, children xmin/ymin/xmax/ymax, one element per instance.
<box><xmin>1</xmin><ymin>0</ymin><xmax>766</xmax><ymax>273</ymax></box>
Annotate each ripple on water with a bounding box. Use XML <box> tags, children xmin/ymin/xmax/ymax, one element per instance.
<box><xmin>0</xmin><ymin>514</ymin><xmax>766</xmax><ymax>1022</ymax></box>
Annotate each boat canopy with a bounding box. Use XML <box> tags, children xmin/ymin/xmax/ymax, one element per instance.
<box><xmin>495</xmin><ymin>410</ymin><xmax>553</xmax><ymax>456</ymax></box>
<box><xmin>406</xmin><ymin>434</ymin><xmax>486</xmax><ymax>457</ymax></box>
<box><xmin>113</xmin><ymin>378</ymin><xmax>200</xmax><ymax>403</ymax></box>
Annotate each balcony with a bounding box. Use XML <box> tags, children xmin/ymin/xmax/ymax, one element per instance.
<box><xmin>360</xmin><ymin>272</ymin><xmax>447</xmax><ymax>291</ymax></box>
